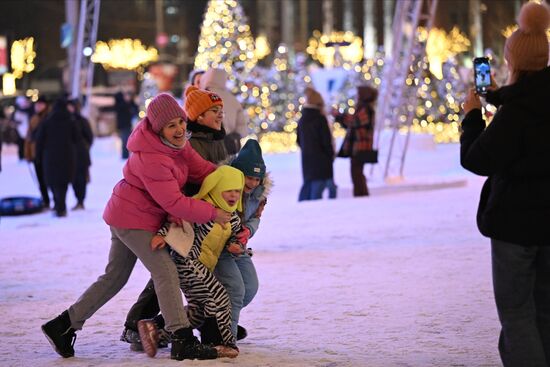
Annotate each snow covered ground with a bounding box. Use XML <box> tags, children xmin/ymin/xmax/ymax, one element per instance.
<box><xmin>0</xmin><ymin>135</ymin><xmax>501</xmax><ymax>367</ymax></box>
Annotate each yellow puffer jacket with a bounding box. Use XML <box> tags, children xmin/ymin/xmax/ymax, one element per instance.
<box><xmin>188</xmin><ymin>212</ymin><xmax>241</xmax><ymax>272</ymax></box>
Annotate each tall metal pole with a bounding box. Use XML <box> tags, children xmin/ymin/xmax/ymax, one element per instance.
<box><xmin>71</xmin><ymin>0</ymin><xmax>87</xmax><ymax>99</ymax></box>
<box><xmin>281</xmin><ymin>0</ymin><xmax>295</xmax><ymax>60</ymax></box>
<box><xmin>65</xmin><ymin>0</ymin><xmax>78</xmax><ymax>93</ymax></box>
<box><xmin>343</xmin><ymin>0</ymin><xmax>354</xmax><ymax>33</ymax></box>
<box><xmin>383</xmin><ymin>0</ymin><xmax>394</xmax><ymax>57</ymax></box>
<box><xmin>469</xmin><ymin>0</ymin><xmax>483</xmax><ymax>56</ymax></box>
<box><xmin>363</xmin><ymin>0</ymin><xmax>376</xmax><ymax>58</ymax></box>
<box><xmin>299</xmin><ymin>0</ymin><xmax>308</xmax><ymax>50</ymax></box>
<box><xmin>323</xmin><ymin>0</ymin><xmax>333</xmax><ymax>35</ymax></box>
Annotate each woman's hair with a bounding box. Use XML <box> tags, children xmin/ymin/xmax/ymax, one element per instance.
<box><xmin>304</xmin><ymin>87</ymin><xmax>324</xmax><ymax>109</ymax></box>
<box><xmin>357</xmin><ymin>85</ymin><xmax>378</xmax><ymax>104</ymax></box>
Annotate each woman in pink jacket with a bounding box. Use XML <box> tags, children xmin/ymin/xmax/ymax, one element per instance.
<box><xmin>41</xmin><ymin>93</ymin><xmax>231</xmax><ymax>361</ymax></box>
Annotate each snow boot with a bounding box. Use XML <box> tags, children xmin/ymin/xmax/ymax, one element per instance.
<box><xmin>198</xmin><ymin>317</ymin><xmax>224</xmax><ymax>345</ymax></box>
<box><xmin>41</xmin><ymin>310</ymin><xmax>77</xmax><ymax>358</ymax></box>
<box><xmin>214</xmin><ymin>344</ymin><xmax>239</xmax><ymax>358</ymax></box>
<box><xmin>237</xmin><ymin>325</ymin><xmax>247</xmax><ymax>341</ymax></box>
<box><xmin>120</xmin><ymin>327</ymin><xmax>143</xmax><ymax>351</ymax></box>
<box><xmin>137</xmin><ymin>319</ymin><xmax>159</xmax><ymax>357</ymax></box>
<box><xmin>170</xmin><ymin>327</ymin><xmax>218</xmax><ymax>360</ymax></box>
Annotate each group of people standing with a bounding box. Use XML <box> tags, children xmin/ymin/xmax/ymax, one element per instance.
<box><xmin>42</xmin><ymin>68</ymin><xmax>270</xmax><ymax>361</ymax></box>
<box><xmin>18</xmin><ymin>96</ymin><xmax>93</xmax><ymax>217</ymax></box>
<box><xmin>297</xmin><ymin>83</ymin><xmax>378</xmax><ymax>201</ymax></box>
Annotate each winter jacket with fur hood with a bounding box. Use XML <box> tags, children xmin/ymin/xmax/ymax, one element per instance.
<box><xmin>103</xmin><ymin>118</ymin><xmax>217</xmax><ymax>232</ymax></box>
<box><xmin>460</xmin><ymin>66</ymin><xmax>550</xmax><ymax>246</ymax></box>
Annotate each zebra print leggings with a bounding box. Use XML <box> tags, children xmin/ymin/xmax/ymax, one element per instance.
<box><xmin>171</xmin><ymin>251</ymin><xmax>235</xmax><ymax>346</ymax></box>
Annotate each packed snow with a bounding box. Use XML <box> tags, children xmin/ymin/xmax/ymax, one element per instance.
<box><xmin>0</xmin><ymin>135</ymin><xmax>501</xmax><ymax>366</ymax></box>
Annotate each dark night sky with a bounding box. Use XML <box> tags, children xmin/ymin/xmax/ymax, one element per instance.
<box><xmin>0</xmin><ymin>0</ymin><xmax>536</xmax><ymax>83</ymax></box>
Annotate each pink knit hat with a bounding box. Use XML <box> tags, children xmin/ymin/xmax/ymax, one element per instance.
<box><xmin>146</xmin><ymin>93</ymin><xmax>186</xmax><ymax>133</ymax></box>
<box><xmin>504</xmin><ymin>2</ymin><xmax>550</xmax><ymax>71</ymax></box>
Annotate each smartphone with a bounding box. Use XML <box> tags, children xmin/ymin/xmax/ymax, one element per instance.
<box><xmin>473</xmin><ymin>57</ymin><xmax>491</xmax><ymax>95</ymax></box>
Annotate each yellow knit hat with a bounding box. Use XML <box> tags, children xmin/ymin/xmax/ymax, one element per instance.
<box><xmin>184</xmin><ymin>85</ymin><xmax>224</xmax><ymax>121</ymax></box>
<box><xmin>194</xmin><ymin>165</ymin><xmax>244</xmax><ymax>212</ymax></box>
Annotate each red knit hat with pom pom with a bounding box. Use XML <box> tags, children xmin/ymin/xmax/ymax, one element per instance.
<box><xmin>504</xmin><ymin>2</ymin><xmax>550</xmax><ymax>71</ymax></box>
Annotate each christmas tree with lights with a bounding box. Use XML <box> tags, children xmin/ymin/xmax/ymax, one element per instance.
<box><xmin>194</xmin><ymin>0</ymin><xmax>257</xmax><ymax>85</ymax></box>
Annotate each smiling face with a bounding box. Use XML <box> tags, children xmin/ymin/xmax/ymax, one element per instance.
<box><xmin>197</xmin><ymin>105</ymin><xmax>224</xmax><ymax>130</ymax></box>
<box><xmin>160</xmin><ymin>117</ymin><xmax>187</xmax><ymax>147</ymax></box>
<box><xmin>243</xmin><ymin>176</ymin><xmax>261</xmax><ymax>193</ymax></box>
<box><xmin>221</xmin><ymin>189</ymin><xmax>241</xmax><ymax>207</ymax></box>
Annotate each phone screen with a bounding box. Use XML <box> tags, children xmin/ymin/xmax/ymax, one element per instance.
<box><xmin>474</xmin><ymin>57</ymin><xmax>491</xmax><ymax>95</ymax></box>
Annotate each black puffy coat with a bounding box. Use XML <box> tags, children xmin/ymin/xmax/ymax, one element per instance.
<box><xmin>35</xmin><ymin>100</ymin><xmax>78</xmax><ymax>186</ymax></box>
<box><xmin>297</xmin><ymin>107</ymin><xmax>334</xmax><ymax>181</ymax></box>
<box><xmin>460</xmin><ymin>67</ymin><xmax>550</xmax><ymax>246</ymax></box>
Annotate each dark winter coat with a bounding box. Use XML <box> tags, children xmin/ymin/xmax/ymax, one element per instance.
<box><xmin>73</xmin><ymin>113</ymin><xmax>94</xmax><ymax>170</ymax></box>
<box><xmin>297</xmin><ymin>106</ymin><xmax>334</xmax><ymax>181</ymax></box>
<box><xmin>114</xmin><ymin>92</ymin><xmax>137</xmax><ymax>131</ymax></box>
<box><xmin>35</xmin><ymin>100</ymin><xmax>78</xmax><ymax>186</ymax></box>
<box><xmin>184</xmin><ymin>120</ymin><xmax>228</xmax><ymax>196</ymax></box>
<box><xmin>336</xmin><ymin>103</ymin><xmax>375</xmax><ymax>158</ymax></box>
<box><xmin>460</xmin><ymin>66</ymin><xmax>550</xmax><ymax>246</ymax></box>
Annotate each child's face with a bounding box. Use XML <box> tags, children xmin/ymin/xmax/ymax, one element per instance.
<box><xmin>243</xmin><ymin>176</ymin><xmax>261</xmax><ymax>193</ymax></box>
<box><xmin>221</xmin><ymin>189</ymin><xmax>241</xmax><ymax>207</ymax></box>
<box><xmin>161</xmin><ymin>117</ymin><xmax>187</xmax><ymax>147</ymax></box>
<box><xmin>198</xmin><ymin>105</ymin><xmax>223</xmax><ymax>130</ymax></box>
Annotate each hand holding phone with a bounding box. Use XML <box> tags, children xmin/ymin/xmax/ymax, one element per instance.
<box><xmin>473</xmin><ymin>57</ymin><xmax>491</xmax><ymax>95</ymax></box>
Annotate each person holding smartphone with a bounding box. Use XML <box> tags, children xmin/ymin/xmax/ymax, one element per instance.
<box><xmin>460</xmin><ymin>3</ymin><xmax>550</xmax><ymax>366</ymax></box>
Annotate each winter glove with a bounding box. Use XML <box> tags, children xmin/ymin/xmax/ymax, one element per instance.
<box><xmin>227</xmin><ymin>241</ymin><xmax>245</xmax><ymax>255</ymax></box>
<box><xmin>235</xmin><ymin>226</ymin><xmax>251</xmax><ymax>246</ymax></box>
<box><xmin>151</xmin><ymin>234</ymin><xmax>166</xmax><ymax>251</ymax></box>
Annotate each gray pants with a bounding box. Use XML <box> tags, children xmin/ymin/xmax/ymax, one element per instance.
<box><xmin>492</xmin><ymin>239</ymin><xmax>550</xmax><ymax>367</ymax></box>
<box><xmin>68</xmin><ymin>226</ymin><xmax>190</xmax><ymax>333</ymax></box>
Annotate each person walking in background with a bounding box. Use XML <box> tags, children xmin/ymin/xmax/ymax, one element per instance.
<box><xmin>24</xmin><ymin>96</ymin><xmax>51</xmax><ymax>209</ymax></box>
<box><xmin>67</xmin><ymin>99</ymin><xmax>94</xmax><ymax>210</ymax></box>
<box><xmin>34</xmin><ymin>98</ymin><xmax>77</xmax><ymax>217</ymax></box>
<box><xmin>297</xmin><ymin>87</ymin><xmax>336</xmax><ymax>201</ymax></box>
<box><xmin>333</xmin><ymin>85</ymin><xmax>378</xmax><ymax>197</ymax></box>
<box><xmin>41</xmin><ymin>93</ymin><xmax>230</xmax><ymax>361</ymax></box>
<box><xmin>200</xmin><ymin>68</ymin><xmax>248</xmax><ymax>155</ymax></box>
<box><xmin>114</xmin><ymin>91</ymin><xmax>138</xmax><ymax>159</ymax></box>
<box><xmin>460</xmin><ymin>3</ymin><xmax>550</xmax><ymax>366</ymax></box>
<box><xmin>12</xmin><ymin>95</ymin><xmax>33</xmax><ymax>161</ymax></box>
<box><xmin>181</xmin><ymin>69</ymin><xmax>205</xmax><ymax>105</ymax></box>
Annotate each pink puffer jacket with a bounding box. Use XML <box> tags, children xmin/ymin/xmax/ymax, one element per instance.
<box><xmin>103</xmin><ymin>118</ymin><xmax>217</xmax><ymax>232</ymax></box>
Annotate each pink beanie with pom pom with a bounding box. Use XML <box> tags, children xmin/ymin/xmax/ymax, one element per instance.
<box><xmin>504</xmin><ymin>2</ymin><xmax>550</xmax><ymax>71</ymax></box>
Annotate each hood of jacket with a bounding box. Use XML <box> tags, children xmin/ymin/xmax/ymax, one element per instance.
<box><xmin>200</xmin><ymin>68</ymin><xmax>228</xmax><ymax>90</ymax></box>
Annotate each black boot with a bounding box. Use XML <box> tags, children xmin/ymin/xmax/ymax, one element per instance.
<box><xmin>170</xmin><ymin>327</ymin><xmax>217</xmax><ymax>360</ymax></box>
<box><xmin>198</xmin><ymin>317</ymin><xmax>223</xmax><ymax>345</ymax></box>
<box><xmin>41</xmin><ymin>310</ymin><xmax>77</xmax><ymax>358</ymax></box>
<box><xmin>237</xmin><ymin>325</ymin><xmax>248</xmax><ymax>341</ymax></box>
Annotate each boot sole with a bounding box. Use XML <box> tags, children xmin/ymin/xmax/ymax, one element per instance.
<box><xmin>137</xmin><ymin>320</ymin><xmax>158</xmax><ymax>358</ymax></box>
<box><xmin>41</xmin><ymin>325</ymin><xmax>74</xmax><ymax>358</ymax></box>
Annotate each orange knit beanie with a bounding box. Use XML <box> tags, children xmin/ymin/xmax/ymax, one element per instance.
<box><xmin>183</xmin><ymin>85</ymin><xmax>223</xmax><ymax>121</ymax></box>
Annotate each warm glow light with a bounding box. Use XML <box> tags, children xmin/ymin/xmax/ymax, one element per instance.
<box><xmin>91</xmin><ymin>39</ymin><xmax>158</xmax><ymax>70</ymax></box>
<box><xmin>419</xmin><ymin>27</ymin><xmax>470</xmax><ymax>79</ymax></box>
<box><xmin>2</xmin><ymin>73</ymin><xmax>16</xmax><ymax>95</ymax></box>
<box><xmin>254</xmin><ymin>34</ymin><xmax>270</xmax><ymax>60</ymax></box>
<box><xmin>11</xmin><ymin>37</ymin><xmax>35</xmax><ymax>78</ymax></box>
<box><xmin>502</xmin><ymin>24</ymin><xmax>550</xmax><ymax>40</ymax></box>
<box><xmin>307</xmin><ymin>30</ymin><xmax>363</xmax><ymax>67</ymax></box>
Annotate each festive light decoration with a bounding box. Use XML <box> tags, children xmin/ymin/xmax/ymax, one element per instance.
<box><xmin>2</xmin><ymin>73</ymin><xmax>16</xmax><ymax>95</ymax></box>
<box><xmin>419</xmin><ymin>27</ymin><xmax>470</xmax><ymax>80</ymax></box>
<box><xmin>194</xmin><ymin>0</ymin><xmax>257</xmax><ymax>73</ymax></box>
<box><xmin>254</xmin><ymin>34</ymin><xmax>270</xmax><ymax>60</ymax></box>
<box><xmin>91</xmin><ymin>39</ymin><xmax>158</xmax><ymax>70</ymax></box>
<box><xmin>501</xmin><ymin>25</ymin><xmax>550</xmax><ymax>40</ymax></box>
<box><xmin>307</xmin><ymin>30</ymin><xmax>363</xmax><ymax>68</ymax></box>
<box><xmin>11</xmin><ymin>37</ymin><xmax>35</xmax><ymax>78</ymax></box>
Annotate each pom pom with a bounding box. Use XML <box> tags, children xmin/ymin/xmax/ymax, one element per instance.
<box><xmin>518</xmin><ymin>2</ymin><xmax>550</xmax><ymax>34</ymax></box>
